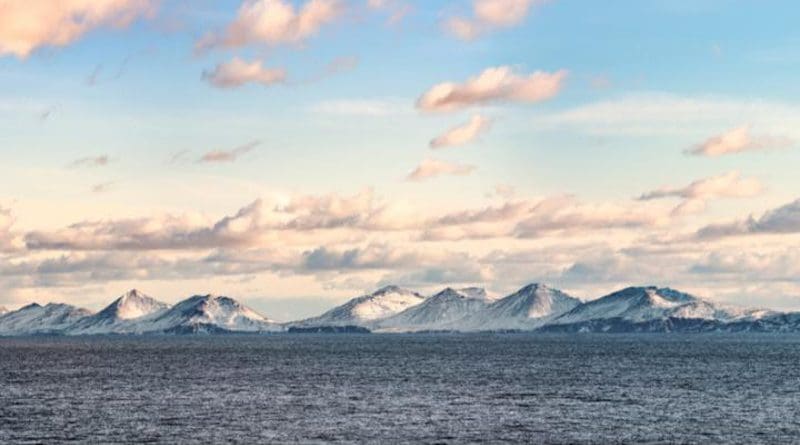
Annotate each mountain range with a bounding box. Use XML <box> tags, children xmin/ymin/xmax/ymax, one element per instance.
<box><xmin>0</xmin><ymin>284</ymin><xmax>796</xmax><ymax>336</ymax></box>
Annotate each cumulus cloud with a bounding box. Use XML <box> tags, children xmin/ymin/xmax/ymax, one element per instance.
<box><xmin>0</xmin><ymin>0</ymin><xmax>156</xmax><ymax>58</ymax></box>
<box><xmin>697</xmin><ymin>199</ymin><xmax>800</xmax><ymax>239</ymax></box>
<box><xmin>198</xmin><ymin>140</ymin><xmax>260</xmax><ymax>163</ymax></box>
<box><xmin>23</xmin><ymin>190</ymin><xmax>417</xmax><ymax>252</ymax></box>
<box><xmin>69</xmin><ymin>155</ymin><xmax>110</xmax><ymax>168</ymax></box>
<box><xmin>197</xmin><ymin>0</ymin><xmax>342</xmax><ymax>51</ymax></box>
<box><xmin>202</xmin><ymin>58</ymin><xmax>286</xmax><ymax>88</ymax></box>
<box><xmin>430</xmin><ymin>114</ymin><xmax>492</xmax><ymax>149</ymax></box>
<box><xmin>638</xmin><ymin>171</ymin><xmax>764</xmax><ymax>215</ymax></box>
<box><xmin>444</xmin><ymin>0</ymin><xmax>547</xmax><ymax>40</ymax></box>
<box><xmin>300</xmin><ymin>244</ymin><xmax>418</xmax><ymax>271</ymax></box>
<box><xmin>514</xmin><ymin>195</ymin><xmax>664</xmax><ymax>237</ymax></box>
<box><xmin>406</xmin><ymin>158</ymin><xmax>476</xmax><ymax>181</ymax></box>
<box><xmin>687</xmin><ymin>125</ymin><xmax>792</xmax><ymax>157</ymax></box>
<box><xmin>417</xmin><ymin>66</ymin><xmax>567</xmax><ymax>112</ymax></box>
<box><xmin>25</xmin><ymin>199</ymin><xmax>267</xmax><ymax>251</ymax></box>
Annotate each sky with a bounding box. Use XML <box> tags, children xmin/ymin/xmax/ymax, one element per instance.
<box><xmin>2</xmin><ymin>0</ymin><xmax>800</xmax><ymax>320</ymax></box>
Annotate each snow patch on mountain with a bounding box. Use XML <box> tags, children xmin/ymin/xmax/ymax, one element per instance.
<box><xmin>0</xmin><ymin>303</ymin><xmax>92</xmax><ymax>336</ymax></box>
<box><xmin>551</xmin><ymin>286</ymin><xmax>765</xmax><ymax>326</ymax></box>
<box><xmin>293</xmin><ymin>285</ymin><xmax>425</xmax><ymax>327</ymax></box>
<box><xmin>67</xmin><ymin>289</ymin><xmax>169</xmax><ymax>335</ymax></box>
<box><xmin>457</xmin><ymin>283</ymin><xmax>582</xmax><ymax>331</ymax></box>
<box><xmin>376</xmin><ymin>287</ymin><xmax>488</xmax><ymax>331</ymax></box>
<box><xmin>142</xmin><ymin>294</ymin><xmax>282</xmax><ymax>334</ymax></box>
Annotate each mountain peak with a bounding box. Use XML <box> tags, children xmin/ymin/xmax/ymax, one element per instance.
<box><xmin>105</xmin><ymin>290</ymin><xmax>168</xmax><ymax>321</ymax></box>
<box><xmin>373</xmin><ymin>285</ymin><xmax>403</xmax><ymax>295</ymax></box>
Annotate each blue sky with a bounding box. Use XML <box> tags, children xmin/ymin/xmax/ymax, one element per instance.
<box><xmin>1</xmin><ymin>0</ymin><xmax>800</xmax><ymax>319</ymax></box>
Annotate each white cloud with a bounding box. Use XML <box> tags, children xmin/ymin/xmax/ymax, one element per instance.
<box><xmin>430</xmin><ymin>114</ymin><xmax>492</xmax><ymax>149</ymax></box>
<box><xmin>444</xmin><ymin>0</ymin><xmax>547</xmax><ymax>40</ymax></box>
<box><xmin>686</xmin><ymin>125</ymin><xmax>792</xmax><ymax>157</ymax></box>
<box><xmin>197</xmin><ymin>0</ymin><xmax>342</xmax><ymax>51</ymax></box>
<box><xmin>417</xmin><ymin>66</ymin><xmax>567</xmax><ymax>112</ymax></box>
<box><xmin>202</xmin><ymin>58</ymin><xmax>286</xmax><ymax>88</ymax></box>
<box><xmin>638</xmin><ymin>171</ymin><xmax>764</xmax><ymax>215</ymax></box>
<box><xmin>0</xmin><ymin>0</ymin><xmax>156</xmax><ymax>58</ymax></box>
<box><xmin>406</xmin><ymin>158</ymin><xmax>476</xmax><ymax>181</ymax></box>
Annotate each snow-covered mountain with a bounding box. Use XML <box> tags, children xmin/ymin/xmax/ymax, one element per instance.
<box><xmin>376</xmin><ymin>287</ymin><xmax>490</xmax><ymax>331</ymax></box>
<box><xmin>0</xmin><ymin>306</ymin><xmax>7</xmax><ymax>316</ymax></box>
<box><xmin>457</xmin><ymin>283</ymin><xmax>581</xmax><ymax>331</ymax></box>
<box><xmin>292</xmin><ymin>285</ymin><xmax>425</xmax><ymax>328</ymax></box>
<box><xmin>67</xmin><ymin>289</ymin><xmax>169</xmax><ymax>335</ymax></box>
<box><xmin>140</xmin><ymin>294</ymin><xmax>282</xmax><ymax>334</ymax></box>
<box><xmin>543</xmin><ymin>286</ymin><xmax>772</xmax><ymax>332</ymax></box>
<box><xmin>0</xmin><ymin>303</ymin><xmax>92</xmax><ymax>336</ymax></box>
<box><xmin>0</xmin><ymin>284</ymin><xmax>795</xmax><ymax>336</ymax></box>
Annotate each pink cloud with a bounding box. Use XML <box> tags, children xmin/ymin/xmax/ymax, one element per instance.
<box><xmin>430</xmin><ymin>115</ymin><xmax>492</xmax><ymax>149</ymax></box>
<box><xmin>406</xmin><ymin>158</ymin><xmax>476</xmax><ymax>181</ymax></box>
<box><xmin>0</xmin><ymin>0</ymin><xmax>156</xmax><ymax>58</ymax></box>
<box><xmin>202</xmin><ymin>58</ymin><xmax>287</xmax><ymax>88</ymax></box>
<box><xmin>417</xmin><ymin>66</ymin><xmax>567</xmax><ymax>112</ymax></box>
<box><xmin>197</xmin><ymin>0</ymin><xmax>342</xmax><ymax>51</ymax></box>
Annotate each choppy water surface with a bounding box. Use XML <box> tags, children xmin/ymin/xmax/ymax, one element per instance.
<box><xmin>1</xmin><ymin>334</ymin><xmax>799</xmax><ymax>444</ymax></box>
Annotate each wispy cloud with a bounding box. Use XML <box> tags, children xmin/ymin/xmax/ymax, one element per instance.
<box><xmin>69</xmin><ymin>155</ymin><xmax>110</xmax><ymax>168</ymax></box>
<box><xmin>202</xmin><ymin>58</ymin><xmax>286</xmax><ymax>88</ymax></box>
<box><xmin>638</xmin><ymin>171</ymin><xmax>764</xmax><ymax>215</ymax></box>
<box><xmin>406</xmin><ymin>158</ymin><xmax>476</xmax><ymax>181</ymax></box>
<box><xmin>198</xmin><ymin>140</ymin><xmax>260</xmax><ymax>163</ymax></box>
<box><xmin>417</xmin><ymin>66</ymin><xmax>567</xmax><ymax>112</ymax></box>
<box><xmin>430</xmin><ymin>114</ymin><xmax>492</xmax><ymax>149</ymax></box>
<box><xmin>91</xmin><ymin>182</ymin><xmax>116</xmax><ymax>194</ymax></box>
<box><xmin>309</xmin><ymin>98</ymin><xmax>408</xmax><ymax>116</ymax></box>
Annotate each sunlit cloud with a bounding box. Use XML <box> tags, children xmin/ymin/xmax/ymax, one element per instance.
<box><xmin>444</xmin><ymin>0</ymin><xmax>548</xmax><ymax>40</ymax></box>
<box><xmin>406</xmin><ymin>158</ymin><xmax>476</xmax><ymax>181</ymax></box>
<box><xmin>198</xmin><ymin>140</ymin><xmax>260</xmax><ymax>163</ymax></box>
<box><xmin>686</xmin><ymin>125</ymin><xmax>793</xmax><ymax>157</ymax></box>
<box><xmin>417</xmin><ymin>66</ymin><xmax>567</xmax><ymax>112</ymax></box>
<box><xmin>202</xmin><ymin>58</ymin><xmax>286</xmax><ymax>88</ymax></box>
<box><xmin>638</xmin><ymin>171</ymin><xmax>764</xmax><ymax>215</ymax></box>
<box><xmin>0</xmin><ymin>0</ymin><xmax>156</xmax><ymax>58</ymax></box>
<box><xmin>197</xmin><ymin>0</ymin><xmax>343</xmax><ymax>51</ymax></box>
<box><xmin>430</xmin><ymin>114</ymin><xmax>492</xmax><ymax>149</ymax></box>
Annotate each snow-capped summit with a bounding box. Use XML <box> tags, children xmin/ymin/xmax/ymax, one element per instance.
<box><xmin>67</xmin><ymin>289</ymin><xmax>169</xmax><ymax>335</ymax></box>
<box><xmin>458</xmin><ymin>283</ymin><xmax>582</xmax><ymax>331</ymax></box>
<box><xmin>552</xmin><ymin>286</ymin><xmax>738</xmax><ymax>326</ymax></box>
<box><xmin>142</xmin><ymin>294</ymin><xmax>281</xmax><ymax>334</ymax></box>
<box><xmin>293</xmin><ymin>285</ymin><xmax>425</xmax><ymax>327</ymax></box>
<box><xmin>0</xmin><ymin>302</ymin><xmax>92</xmax><ymax>336</ymax></box>
<box><xmin>0</xmin><ymin>306</ymin><xmax>7</xmax><ymax>316</ymax></box>
<box><xmin>376</xmin><ymin>287</ymin><xmax>488</xmax><ymax>331</ymax></box>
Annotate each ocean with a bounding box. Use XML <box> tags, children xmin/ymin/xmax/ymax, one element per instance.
<box><xmin>1</xmin><ymin>334</ymin><xmax>798</xmax><ymax>444</ymax></box>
